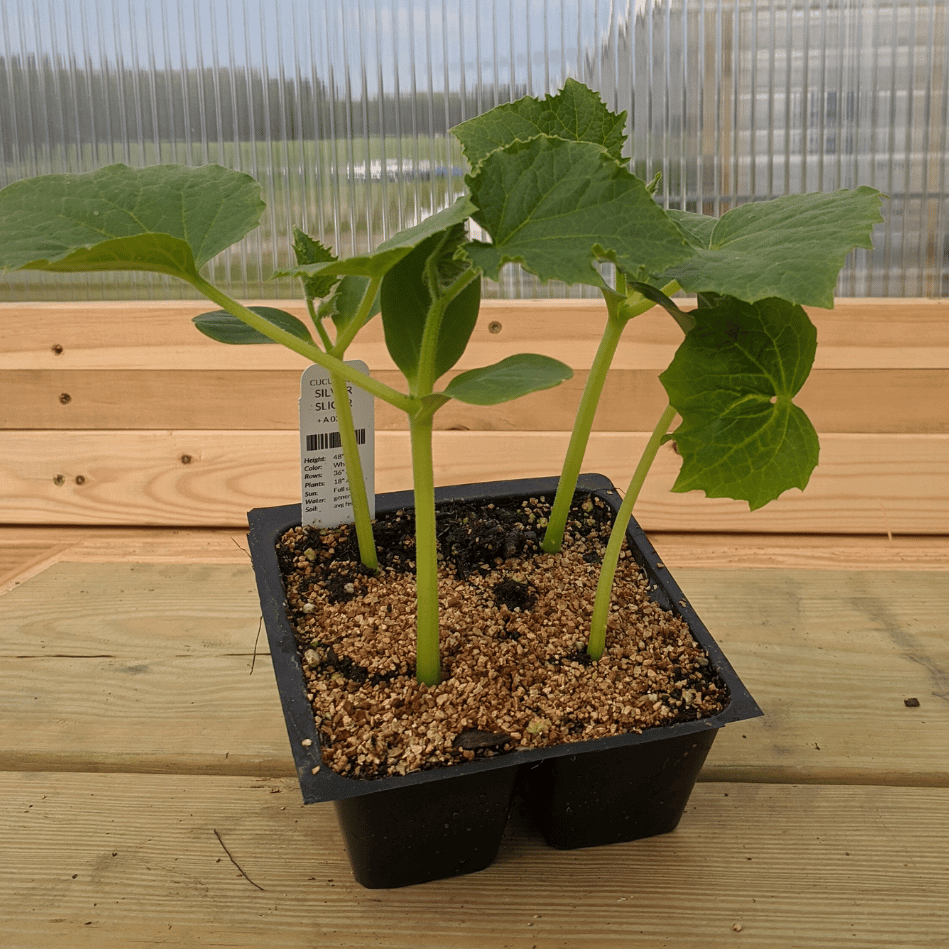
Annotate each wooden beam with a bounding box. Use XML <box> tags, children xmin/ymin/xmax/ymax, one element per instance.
<box><xmin>2</xmin><ymin>430</ymin><xmax>947</xmax><ymax>532</ymax></box>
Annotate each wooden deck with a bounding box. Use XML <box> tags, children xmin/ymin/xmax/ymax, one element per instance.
<box><xmin>2</xmin><ymin>296</ymin><xmax>948</xmax><ymax>945</ymax></box>
<box><xmin>2</xmin><ymin>528</ymin><xmax>947</xmax><ymax>947</ymax></box>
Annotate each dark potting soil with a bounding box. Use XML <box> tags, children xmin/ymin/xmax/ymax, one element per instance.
<box><xmin>275</xmin><ymin>491</ymin><xmax>730</xmax><ymax>779</ymax></box>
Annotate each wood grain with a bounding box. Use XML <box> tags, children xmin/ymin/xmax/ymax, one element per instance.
<box><xmin>2</xmin><ymin>562</ymin><xmax>946</xmax><ymax>784</ymax></box>
<box><xmin>1</xmin><ymin>772</ymin><xmax>946</xmax><ymax>948</ymax></box>
<box><xmin>3</xmin><ymin>429</ymin><xmax>948</xmax><ymax>532</ymax></box>
<box><xmin>5</xmin><ymin>367</ymin><xmax>947</xmax><ymax>433</ymax></box>
<box><xmin>3</xmin><ymin>298</ymin><xmax>948</xmax><ymax>369</ymax></box>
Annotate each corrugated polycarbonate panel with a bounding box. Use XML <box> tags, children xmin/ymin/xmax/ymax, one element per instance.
<box><xmin>1</xmin><ymin>0</ymin><xmax>947</xmax><ymax>300</ymax></box>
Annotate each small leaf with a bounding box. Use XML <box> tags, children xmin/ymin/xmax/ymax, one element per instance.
<box><xmin>453</xmin><ymin>77</ymin><xmax>628</xmax><ymax>169</ymax></box>
<box><xmin>292</xmin><ymin>228</ymin><xmax>339</xmax><ymax>301</ymax></box>
<box><xmin>0</xmin><ymin>163</ymin><xmax>264</xmax><ymax>280</ymax></box>
<box><xmin>625</xmin><ymin>280</ymin><xmax>696</xmax><ymax>332</ymax></box>
<box><xmin>465</xmin><ymin>136</ymin><xmax>691</xmax><ymax>287</ymax></box>
<box><xmin>277</xmin><ymin>196</ymin><xmax>475</xmax><ymax>283</ymax></box>
<box><xmin>661</xmin><ymin>188</ymin><xmax>885</xmax><ymax>307</ymax></box>
<box><xmin>380</xmin><ymin>225</ymin><xmax>481</xmax><ymax>385</ymax></box>
<box><xmin>318</xmin><ymin>274</ymin><xmax>380</xmax><ymax>335</ymax></box>
<box><xmin>442</xmin><ymin>354</ymin><xmax>573</xmax><ymax>406</ymax></box>
<box><xmin>659</xmin><ymin>296</ymin><xmax>820</xmax><ymax>510</ymax></box>
<box><xmin>193</xmin><ymin>307</ymin><xmax>314</xmax><ymax>345</ymax></box>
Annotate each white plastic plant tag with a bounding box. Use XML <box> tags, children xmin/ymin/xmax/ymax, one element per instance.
<box><xmin>299</xmin><ymin>360</ymin><xmax>375</xmax><ymax>528</ymax></box>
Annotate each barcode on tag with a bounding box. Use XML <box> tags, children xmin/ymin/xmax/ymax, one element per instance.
<box><xmin>299</xmin><ymin>361</ymin><xmax>375</xmax><ymax>529</ymax></box>
<box><xmin>305</xmin><ymin>429</ymin><xmax>367</xmax><ymax>453</ymax></box>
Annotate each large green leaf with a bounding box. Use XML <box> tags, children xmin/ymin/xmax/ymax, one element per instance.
<box><xmin>662</xmin><ymin>188</ymin><xmax>884</xmax><ymax>307</ymax></box>
<box><xmin>464</xmin><ymin>136</ymin><xmax>692</xmax><ymax>287</ymax></box>
<box><xmin>453</xmin><ymin>77</ymin><xmax>628</xmax><ymax>169</ymax></box>
<box><xmin>659</xmin><ymin>296</ymin><xmax>820</xmax><ymax>510</ymax></box>
<box><xmin>277</xmin><ymin>195</ymin><xmax>475</xmax><ymax>283</ymax></box>
<box><xmin>380</xmin><ymin>224</ymin><xmax>481</xmax><ymax>387</ymax></box>
<box><xmin>0</xmin><ymin>163</ymin><xmax>264</xmax><ymax>280</ymax></box>
<box><xmin>442</xmin><ymin>354</ymin><xmax>573</xmax><ymax>406</ymax></box>
<box><xmin>192</xmin><ymin>306</ymin><xmax>314</xmax><ymax>345</ymax></box>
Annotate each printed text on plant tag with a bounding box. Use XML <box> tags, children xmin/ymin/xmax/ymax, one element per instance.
<box><xmin>299</xmin><ymin>360</ymin><xmax>375</xmax><ymax>528</ymax></box>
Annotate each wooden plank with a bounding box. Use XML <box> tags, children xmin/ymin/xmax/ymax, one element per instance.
<box><xmin>1</xmin><ymin>563</ymin><xmax>946</xmax><ymax>784</ymax></box>
<box><xmin>4</xmin><ymin>527</ymin><xmax>949</xmax><ymax>575</ymax></box>
<box><xmin>2</xmin><ymin>298</ymin><xmax>948</xmax><ymax>371</ymax></box>
<box><xmin>0</xmin><ymin>772</ymin><xmax>946</xmax><ymax>948</ymax></box>
<box><xmin>2</xmin><ymin>429</ymin><xmax>948</xmax><ymax>532</ymax></box>
<box><xmin>5</xmin><ymin>367</ymin><xmax>947</xmax><ymax>434</ymax></box>
<box><xmin>0</xmin><ymin>542</ymin><xmax>71</xmax><ymax>595</ymax></box>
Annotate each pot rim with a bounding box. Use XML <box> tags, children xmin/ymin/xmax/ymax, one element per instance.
<box><xmin>247</xmin><ymin>473</ymin><xmax>763</xmax><ymax>803</ymax></box>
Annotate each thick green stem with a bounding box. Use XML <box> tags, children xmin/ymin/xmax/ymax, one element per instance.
<box><xmin>587</xmin><ymin>402</ymin><xmax>679</xmax><ymax>660</ymax></box>
<box><xmin>409</xmin><ymin>409</ymin><xmax>440</xmax><ymax>686</ymax></box>
<box><xmin>405</xmin><ymin>259</ymin><xmax>479</xmax><ymax>685</ymax></box>
<box><xmin>187</xmin><ymin>274</ymin><xmax>417</xmax><ymax>413</ymax></box>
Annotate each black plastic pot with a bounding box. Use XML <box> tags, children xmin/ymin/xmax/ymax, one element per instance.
<box><xmin>247</xmin><ymin>474</ymin><xmax>762</xmax><ymax>888</ymax></box>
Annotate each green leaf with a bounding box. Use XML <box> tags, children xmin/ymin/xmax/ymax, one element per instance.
<box><xmin>659</xmin><ymin>296</ymin><xmax>820</xmax><ymax>510</ymax></box>
<box><xmin>661</xmin><ymin>188</ymin><xmax>885</xmax><ymax>307</ymax></box>
<box><xmin>318</xmin><ymin>274</ymin><xmax>380</xmax><ymax>335</ymax></box>
<box><xmin>380</xmin><ymin>225</ymin><xmax>481</xmax><ymax>385</ymax></box>
<box><xmin>0</xmin><ymin>163</ymin><xmax>264</xmax><ymax>281</ymax></box>
<box><xmin>292</xmin><ymin>228</ymin><xmax>339</xmax><ymax>301</ymax></box>
<box><xmin>464</xmin><ymin>136</ymin><xmax>691</xmax><ymax>287</ymax></box>
<box><xmin>277</xmin><ymin>195</ymin><xmax>475</xmax><ymax>283</ymax></box>
<box><xmin>192</xmin><ymin>306</ymin><xmax>314</xmax><ymax>345</ymax></box>
<box><xmin>624</xmin><ymin>280</ymin><xmax>696</xmax><ymax>332</ymax></box>
<box><xmin>667</xmin><ymin>209</ymin><xmax>718</xmax><ymax>250</ymax></box>
<box><xmin>453</xmin><ymin>77</ymin><xmax>627</xmax><ymax>169</ymax></box>
<box><xmin>442</xmin><ymin>354</ymin><xmax>573</xmax><ymax>406</ymax></box>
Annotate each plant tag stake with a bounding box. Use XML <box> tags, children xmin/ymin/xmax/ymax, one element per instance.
<box><xmin>299</xmin><ymin>360</ymin><xmax>375</xmax><ymax>528</ymax></box>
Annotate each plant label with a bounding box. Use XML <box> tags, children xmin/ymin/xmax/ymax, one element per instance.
<box><xmin>299</xmin><ymin>360</ymin><xmax>375</xmax><ymax>528</ymax></box>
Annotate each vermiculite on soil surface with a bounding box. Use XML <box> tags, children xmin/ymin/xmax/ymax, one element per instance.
<box><xmin>275</xmin><ymin>490</ymin><xmax>730</xmax><ymax>780</ymax></box>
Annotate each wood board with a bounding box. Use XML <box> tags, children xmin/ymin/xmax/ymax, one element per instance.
<box><xmin>1</xmin><ymin>562</ymin><xmax>946</xmax><ymax>785</ymax></box>
<box><xmin>1</xmin><ymin>772</ymin><xmax>946</xmax><ymax>949</ymax></box>
<box><xmin>3</xmin><ymin>430</ymin><xmax>948</xmax><ymax>532</ymax></box>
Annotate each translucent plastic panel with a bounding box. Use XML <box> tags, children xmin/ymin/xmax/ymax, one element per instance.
<box><xmin>1</xmin><ymin>0</ymin><xmax>946</xmax><ymax>300</ymax></box>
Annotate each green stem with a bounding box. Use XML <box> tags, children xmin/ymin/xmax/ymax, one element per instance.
<box><xmin>415</xmin><ymin>265</ymin><xmax>480</xmax><ymax>396</ymax></box>
<box><xmin>187</xmin><ymin>274</ymin><xmax>417</xmax><ymax>414</ymax></box>
<box><xmin>331</xmin><ymin>275</ymin><xmax>383</xmax><ymax>355</ymax></box>
<box><xmin>305</xmin><ymin>297</ymin><xmax>334</xmax><ymax>351</ymax></box>
<box><xmin>328</xmin><ymin>370</ymin><xmax>378</xmax><ymax>572</ymax></box>
<box><xmin>409</xmin><ymin>408</ymin><xmax>440</xmax><ymax>686</ymax></box>
<box><xmin>541</xmin><ymin>298</ymin><xmax>626</xmax><ymax>553</ymax></box>
<box><xmin>541</xmin><ymin>279</ymin><xmax>683</xmax><ymax>554</ymax></box>
<box><xmin>309</xmin><ymin>282</ymin><xmax>381</xmax><ymax>573</ymax></box>
<box><xmin>587</xmin><ymin>402</ymin><xmax>679</xmax><ymax>661</ymax></box>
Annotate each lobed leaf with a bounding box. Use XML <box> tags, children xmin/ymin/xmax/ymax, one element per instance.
<box><xmin>659</xmin><ymin>296</ymin><xmax>820</xmax><ymax>510</ymax></box>
<box><xmin>442</xmin><ymin>354</ymin><xmax>573</xmax><ymax>406</ymax></box>
<box><xmin>464</xmin><ymin>136</ymin><xmax>692</xmax><ymax>287</ymax></box>
<box><xmin>662</xmin><ymin>188</ymin><xmax>885</xmax><ymax>307</ymax></box>
<box><xmin>453</xmin><ymin>77</ymin><xmax>628</xmax><ymax>169</ymax></box>
<box><xmin>192</xmin><ymin>307</ymin><xmax>315</xmax><ymax>345</ymax></box>
<box><xmin>0</xmin><ymin>163</ymin><xmax>264</xmax><ymax>280</ymax></box>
